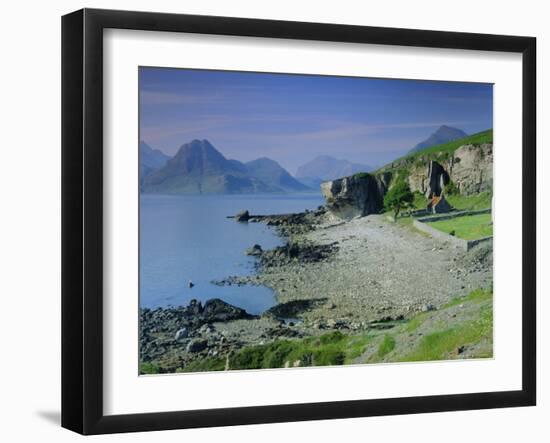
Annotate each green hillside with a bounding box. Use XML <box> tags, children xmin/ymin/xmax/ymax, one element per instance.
<box><xmin>377</xmin><ymin>129</ymin><xmax>493</xmax><ymax>174</ymax></box>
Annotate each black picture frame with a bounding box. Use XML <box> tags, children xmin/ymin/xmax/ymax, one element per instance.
<box><xmin>62</xmin><ymin>8</ymin><xmax>536</xmax><ymax>435</ymax></box>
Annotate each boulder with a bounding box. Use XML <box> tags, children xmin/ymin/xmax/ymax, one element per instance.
<box><xmin>321</xmin><ymin>173</ymin><xmax>386</xmax><ymax>219</ymax></box>
<box><xmin>186</xmin><ymin>338</ymin><xmax>208</xmax><ymax>353</ymax></box>
<box><xmin>186</xmin><ymin>299</ymin><xmax>203</xmax><ymax>316</ymax></box>
<box><xmin>245</xmin><ymin>244</ymin><xmax>263</xmax><ymax>256</ymax></box>
<box><xmin>235</xmin><ymin>210</ymin><xmax>250</xmax><ymax>222</ymax></box>
<box><xmin>174</xmin><ymin>328</ymin><xmax>189</xmax><ymax>341</ymax></box>
<box><xmin>202</xmin><ymin>298</ymin><xmax>256</xmax><ymax>322</ymax></box>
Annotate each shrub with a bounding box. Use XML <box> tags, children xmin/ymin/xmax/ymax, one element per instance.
<box><xmin>384</xmin><ymin>179</ymin><xmax>414</xmax><ymax>220</ymax></box>
<box><xmin>444</xmin><ymin>180</ymin><xmax>459</xmax><ymax>195</ymax></box>
<box><xmin>353</xmin><ymin>172</ymin><xmax>371</xmax><ymax>180</ymax></box>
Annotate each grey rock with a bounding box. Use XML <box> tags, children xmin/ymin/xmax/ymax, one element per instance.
<box><xmin>235</xmin><ymin>210</ymin><xmax>250</xmax><ymax>222</ymax></box>
<box><xmin>321</xmin><ymin>173</ymin><xmax>386</xmax><ymax>219</ymax></box>
<box><xmin>199</xmin><ymin>323</ymin><xmax>215</xmax><ymax>334</ymax></box>
<box><xmin>202</xmin><ymin>298</ymin><xmax>256</xmax><ymax>322</ymax></box>
<box><xmin>450</xmin><ymin>143</ymin><xmax>493</xmax><ymax>195</ymax></box>
<box><xmin>422</xmin><ymin>303</ymin><xmax>436</xmax><ymax>312</ymax></box>
<box><xmin>174</xmin><ymin>328</ymin><xmax>189</xmax><ymax>341</ymax></box>
<box><xmin>245</xmin><ymin>244</ymin><xmax>263</xmax><ymax>256</ymax></box>
<box><xmin>186</xmin><ymin>338</ymin><xmax>208</xmax><ymax>353</ymax></box>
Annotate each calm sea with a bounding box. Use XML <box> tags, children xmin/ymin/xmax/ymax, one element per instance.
<box><xmin>140</xmin><ymin>193</ymin><xmax>324</xmax><ymax>314</ymax></box>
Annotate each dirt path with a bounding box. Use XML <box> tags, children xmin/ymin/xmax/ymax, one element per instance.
<box><xmin>256</xmin><ymin>214</ymin><xmax>493</xmax><ymax>325</ymax></box>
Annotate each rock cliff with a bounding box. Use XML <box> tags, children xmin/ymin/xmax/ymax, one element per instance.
<box><xmin>449</xmin><ymin>143</ymin><xmax>493</xmax><ymax>195</ymax></box>
<box><xmin>405</xmin><ymin>143</ymin><xmax>493</xmax><ymax>197</ymax></box>
<box><xmin>321</xmin><ymin>174</ymin><xmax>386</xmax><ymax>219</ymax></box>
<box><xmin>321</xmin><ymin>143</ymin><xmax>493</xmax><ymax>219</ymax></box>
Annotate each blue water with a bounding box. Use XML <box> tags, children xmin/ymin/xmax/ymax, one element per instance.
<box><xmin>140</xmin><ymin>193</ymin><xmax>324</xmax><ymax>314</ymax></box>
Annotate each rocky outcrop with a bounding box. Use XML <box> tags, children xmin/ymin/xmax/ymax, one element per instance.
<box><xmin>407</xmin><ymin>143</ymin><xmax>493</xmax><ymax>197</ymax></box>
<box><xmin>260</xmin><ymin>241</ymin><xmax>338</xmax><ymax>267</ymax></box>
<box><xmin>449</xmin><ymin>143</ymin><xmax>493</xmax><ymax>195</ymax></box>
<box><xmin>245</xmin><ymin>244</ymin><xmax>263</xmax><ymax>256</ymax></box>
<box><xmin>321</xmin><ymin>143</ymin><xmax>492</xmax><ymax>218</ymax></box>
<box><xmin>235</xmin><ymin>210</ymin><xmax>250</xmax><ymax>222</ymax></box>
<box><xmin>321</xmin><ymin>174</ymin><xmax>386</xmax><ymax>219</ymax></box>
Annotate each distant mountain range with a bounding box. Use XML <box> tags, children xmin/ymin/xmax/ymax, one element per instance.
<box><xmin>141</xmin><ymin>139</ymin><xmax>308</xmax><ymax>194</ymax></box>
<box><xmin>408</xmin><ymin>125</ymin><xmax>468</xmax><ymax>153</ymax></box>
<box><xmin>140</xmin><ymin>141</ymin><xmax>170</xmax><ymax>177</ymax></box>
<box><xmin>295</xmin><ymin>155</ymin><xmax>373</xmax><ymax>185</ymax></box>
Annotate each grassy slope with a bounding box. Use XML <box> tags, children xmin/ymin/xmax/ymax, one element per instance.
<box><xmin>384</xmin><ymin>129</ymin><xmax>493</xmax><ymax>168</ymax></box>
<box><xmin>427</xmin><ymin>213</ymin><xmax>493</xmax><ymax>240</ymax></box>
<box><xmin>138</xmin><ymin>288</ymin><xmax>492</xmax><ymax>374</ymax></box>
<box><xmin>446</xmin><ymin>192</ymin><xmax>492</xmax><ymax>211</ymax></box>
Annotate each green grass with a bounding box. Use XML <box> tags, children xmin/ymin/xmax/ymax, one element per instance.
<box><xmin>412</xmin><ymin>191</ymin><xmax>428</xmax><ymax>209</ymax></box>
<box><xmin>407</xmin><ymin>129</ymin><xmax>493</xmax><ymax>158</ymax></box>
<box><xmin>400</xmin><ymin>302</ymin><xmax>493</xmax><ymax>362</ymax></box>
<box><xmin>177</xmin><ymin>357</ymin><xmax>226</xmax><ymax>373</ymax></box>
<box><xmin>442</xmin><ymin>288</ymin><xmax>493</xmax><ymax>309</ymax></box>
<box><xmin>375</xmin><ymin>129</ymin><xmax>493</xmax><ymax>174</ymax></box>
<box><xmin>139</xmin><ymin>362</ymin><xmax>161</xmax><ymax>375</ymax></box>
<box><xmin>352</xmin><ymin>172</ymin><xmax>372</xmax><ymax>180</ymax></box>
<box><xmin>446</xmin><ymin>192</ymin><xmax>492</xmax><ymax>211</ymax></box>
<box><xmin>428</xmin><ymin>213</ymin><xmax>493</xmax><ymax>240</ymax></box>
<box><xmin>377</xmin><ymin>334</ymin><xmax>396</xmax><ymax>357</ymax></box>
<box><xmin>144</xmin><ymin>288</ymin><xmax>493</xmax><ymax>372</ymax></box>
<box><xmin>227</xmin><ymin>330</ymin><xmax>371</xmax><ymax>370</ymax></box>
<box><xmin>405</xmin><ymin>312</ymin><xmax>429</xmax><ymax>333</ymax></box>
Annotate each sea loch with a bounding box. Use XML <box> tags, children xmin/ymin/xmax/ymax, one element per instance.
<box><xmin>139</xmin><ymin>193</ymin><xmax>324</xmax><ymax>314</ymax></box>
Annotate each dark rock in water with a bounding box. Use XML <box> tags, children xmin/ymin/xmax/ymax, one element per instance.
<box><xmin>321</xmin><ymin>173</ymin><xmax>386</xmax><ymax>219</ymax></box>
<box><xmin>245</xmin><ymin>244</ymin><xmax>263</xmax><ymax>256</ymax></box>
<box><xmin>235</xmin><ymin>210</ymin><xmax>250</xmax><ymax>222</ymax></box>
<box><xmin>202</xmin><ymin>298</ymin><xmax>256</xmax><ymax>322</ymax></box>
<box><xmin>186</xmin><ymin>338</ymin><xmax>208</xmax><ymax>353</ymax></box>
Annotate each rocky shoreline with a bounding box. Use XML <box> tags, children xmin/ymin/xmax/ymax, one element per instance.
<box><xmin>140</xmin><ymin>205</ymin><xmax>493</xmax><ymax>374</ymax></box>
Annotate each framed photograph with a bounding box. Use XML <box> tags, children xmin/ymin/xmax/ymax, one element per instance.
<box><xmin>61</xmin><ymin>8</ymin><xmax>536</xmax><ymax>435</ymax></box>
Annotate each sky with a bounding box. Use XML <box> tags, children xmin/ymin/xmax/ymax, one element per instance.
<box><xmin>139</xmin><ymin>67</ymin><xmax>493</xmax><ymax>173</ymax></box>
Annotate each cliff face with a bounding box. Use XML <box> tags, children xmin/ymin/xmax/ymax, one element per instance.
<box><xmin>407</xmin><ymin>143</ymin><xmax>493</xmax><ymax>197</ymax></box>
<box><xmin>449</xmin><ymin>143</ymin><xmax>493</xmax><ymax>195</ymax></box>
<box><xmin>321</xmin><ymin>143</ymin><xmax>493</xmax><ymax>219</ymax></box>
<box><xmin>321</xmin><ymin>174</ymin><xmax>386</xmax><ymax>219</ymax></box>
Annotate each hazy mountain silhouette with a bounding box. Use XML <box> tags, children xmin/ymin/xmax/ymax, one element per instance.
<box><xmin>141</xmin><ymin>139</ymin><xmax>308</xmax><ymax>194</ymax></box>
<box><xmin>408</xmin><ymin>125</ymin><xmax>468</xmax><ymax>153</ymax></box>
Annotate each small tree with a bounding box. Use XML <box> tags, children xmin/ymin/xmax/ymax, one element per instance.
<box><xmin>384</xmin><ymin>180</ymin><xmax>414</xmax><ymax>220</ymax></box>
<box><xmin>444</xmin><ymin>180</ymin><xmax>459</xmax><ymax>195</ymax></box>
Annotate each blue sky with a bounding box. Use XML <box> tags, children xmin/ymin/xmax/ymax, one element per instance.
<box><xmin>139</xmin><ymin>67</ymin><xmax>493</xmax><ymax>173</ymax></box>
